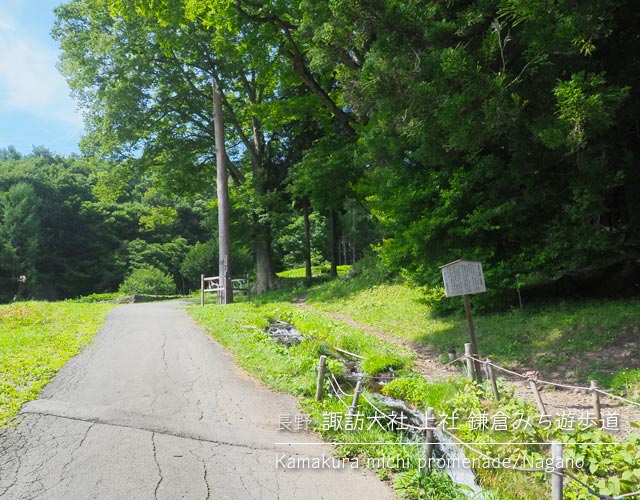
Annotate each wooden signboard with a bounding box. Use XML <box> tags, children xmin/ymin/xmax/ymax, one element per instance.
<box><xmin>439</xmin><ymin>259</ymin><xmax>486</xmax><ymax>382</ymax></box>
<box><xmin>439</xmin><ymin>259</ymin><xmax>486</xmax><ymax>298</ymax></box>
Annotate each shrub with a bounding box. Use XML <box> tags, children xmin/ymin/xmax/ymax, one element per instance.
<box><xmin>361</xmin><ymin>353</ymin><xmax>407</xmax><ymax>376</ymax></box>
<box><xmin>119</xmin><ymin>266</ymin><xmax>176</xmax><ymax>295</ymax></box>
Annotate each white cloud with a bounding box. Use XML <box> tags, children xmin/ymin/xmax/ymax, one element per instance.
<box><xmin>0</xmin><ymin>6</ymin><xmax>83</xmax><ymax>129</ymax></box>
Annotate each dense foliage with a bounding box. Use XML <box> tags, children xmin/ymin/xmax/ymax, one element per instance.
<box><xmin>0</xmin><ymin>147</ymin><xmax>341</xmax><ymax>302</ymax></box>
<box><xmin>118</xmin><ymin>266</ymin><xmax>177</xmax><ymax>295</ymax></box>
<box><xmin>0</xmin><ymin>149</ymin><xmax>209</xmax><ymax>301</ymax></box>
<box><xmin>5</xmin><ymin>0</ymin><xmax>640</xmax><ymax>304</ymax></box>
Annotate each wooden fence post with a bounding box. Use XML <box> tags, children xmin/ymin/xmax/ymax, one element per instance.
<box><xmin>551</xmin><ymin>442</ymin><xmax>563</xmax><ymax>500</ymax></box>
<box><xmin>348</xmin><ymin>380</ymin><xmax>363</xmax><ymax>416</ymax></box>
<box><xmin>486</xmin><ymin>357</ymin><xmax>500</xmax><ymax>401</ymax></box>
<box><xmin>424</xmin><ymin>407</ymin><xmax>435</xmax><ymax>474</ymax></box>
<box><xmin>200</xmin><ymin>274</ymin><xmax>205</xmax><ymax>306</ymax></box>
<box><xmin>464</xmin><ymin>343</ymin><xmax>475</xmax><ymax>381</ymax></box>
<box><xmin>529</xmin><ymin>378</ymin><xmax>548</xmax><ymax>418</ymax></box>
<box><xmin>590</xmin><ymin>380</ymin><xmax>602</xmax><ymax>428</ymax></box>
<box><xmin>315</xmin><ymin>355</ymin><xmax>327</xmax><ymax>401</ymax></box>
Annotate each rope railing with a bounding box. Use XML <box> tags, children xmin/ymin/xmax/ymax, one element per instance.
<box><xmin>444</xmin><ymin>354</ymin><xmax>468</xmax><ymax>366</ymax></box>
<box><xmin>456</xmin><ymin>354</ymin><xmax>640</xmax><ymax>409</ymax></box>
<box><xmin>335</xmin><ymin>353</ymin><xmax>640</xmax><ymax>410</ymax></box>
<box><xmin>613</xmin><ymin>491</ymin><xmax>640</xmax><ymax>499</ymax></box>
<box><xmin>319</xmin><ymin>361</ymin><xmax>640</xmax><ymax>500</ymax></box>
<box><xmin>593</xmin><ymin>389</ymin><xmax>640</xmax><ymax>409</ymax></box>
<box><xmin>326</xmin><ymin>375</ymin><xmax>350</xmax><ymax>409</ymax></box>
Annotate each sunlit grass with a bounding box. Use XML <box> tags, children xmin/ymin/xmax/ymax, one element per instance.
<box><xmin>290</xmin><ymin>266</ymin><xmax>640</xmax><ymax>391</ymax></box>
<box><xmin>189</xmin><ymin>300</ymin><xmax>414</xmax><ymax>395</ymax></box>
<box><xmin>0</xmin><ymin>302</ymin><xmax>114</xmax><ymax>426</ymax></box>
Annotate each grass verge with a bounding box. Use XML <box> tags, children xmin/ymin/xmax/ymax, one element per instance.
<box><xmin>188</xmin><ymin>299</ymin><xmax>472</xmax><ymax>499</ymax></box>
<box><xmin>189</xmin><ymin>281</ymin><xmax>640</xmax><ymax>499</ymax></box>
<box><xmin>303</xmin><ymin>269</ymin><xmax>640</xmax><ymax>392</ymax></box>
<box><xmin>0</xmin><ymin>301</ymin><xmax>114</xmax><ymax>426</ymax></box>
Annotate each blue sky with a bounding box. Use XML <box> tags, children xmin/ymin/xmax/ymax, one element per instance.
<box><xmin>0</xmin><ymin>0</ymin><xmax>83</xmax><ymax>156</ymax></box>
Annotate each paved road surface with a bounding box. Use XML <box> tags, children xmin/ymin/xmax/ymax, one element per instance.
<box><xmin>0</xmin><ymin>301</ymin><xmax>395</xmax><ymax>500</ymax></box>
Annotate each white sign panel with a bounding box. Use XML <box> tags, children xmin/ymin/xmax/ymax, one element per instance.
<box><xmin>440</xmin><ymin>260</ymin><xmax>486</xmax><ymax>297</ymax></box>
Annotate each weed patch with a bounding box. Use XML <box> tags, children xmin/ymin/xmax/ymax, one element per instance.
<box><xmin>0</xmin><ymin>302</ymin><xmax>114</xmax><ymax>426</ymax></box>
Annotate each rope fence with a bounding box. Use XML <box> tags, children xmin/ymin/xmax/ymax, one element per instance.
<box><xmin>314</xmin><ymin>355</ymin><xmax>640</xmax><ymax>500</ymax></box>
<box><xmin>331</xmin><ymin>350</ymin><xmax>640</xmax><ymax>410</ymax></box>
<box><xmin>473</xmin><ymin>356</ymin><xmax>640</xmax><ymax>408</ymax></box>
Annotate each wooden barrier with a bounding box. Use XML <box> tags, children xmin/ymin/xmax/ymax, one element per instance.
<box><xmin>200</xmin><ymin>274</ymin><xmax>250</xmax><ymax>305</ymax></box>
<box><xmin>424</xmin><ymin>407</ymin><xmax>435</xmax><ymax>474</ymax></box>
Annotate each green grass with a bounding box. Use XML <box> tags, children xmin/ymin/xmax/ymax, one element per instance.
<box><xmin>307</xmin><ymin>282</ymin><xmax>447</xmax><ymax>341</ymax></box>
<box><xmin>67</xmin><ymin>292</ymin><xmax>127</xmax><ymax>303</ymax></box>
<box><xmin>188</xmin><ymin>298</ymin><xmax>469</xmax><ymax>499</ymax></box>
<box><xmin>302</xmin><ymin>269</ymin><xmax>640</xmax><ymax>390</ymax></box>
<box><xmin>276</xmin><ymin>266</ymin><xmax>315</xmax><ymax>279</ymax></box>
<box><xmin>0</xmin><ymin>302</ymin><xmax>114</xmax><ymax>426</ymax></box>
<box><xmin>189</xmin><ymin>299</ymin><xmax>414</xmax><ymax>395</ymax></box>
<box><xmin>189</xmin><ymin>267</ymin><xmax>640</xmax><ymax>499</ymax></box>
<box><xmin>276</xmin><ymin>264</ymin><xmax>351</xmax><ymax>279</ymax></box>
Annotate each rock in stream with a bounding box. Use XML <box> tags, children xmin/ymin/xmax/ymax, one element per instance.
<box><xmin>265</xmin><ymin>320</ymin><xmax>304</xmax><ymax>346</ymax></box>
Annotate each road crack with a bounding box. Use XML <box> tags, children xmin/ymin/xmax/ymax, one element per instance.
<box><xmin>151</xmin><ymin>432</ymin><xmax>163</xmax><ymax>499</ymax></box>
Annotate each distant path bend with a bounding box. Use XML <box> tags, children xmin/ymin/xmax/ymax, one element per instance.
<box><xmin>0</xmin><ymin>301</ymin><xmax>395</xmax><ymax>500</ymax></box>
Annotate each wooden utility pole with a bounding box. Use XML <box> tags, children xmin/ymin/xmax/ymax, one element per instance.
<box><xmin>213</xmin><ymin>78</ymin><xmax>233</xmax><ymax>304</ymax></box>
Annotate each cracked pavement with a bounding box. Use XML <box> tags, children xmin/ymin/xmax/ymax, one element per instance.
<box><xmin>0</xmin><ymin>301</ymin><xmax>396</xmax><ymax>499</ymax></box>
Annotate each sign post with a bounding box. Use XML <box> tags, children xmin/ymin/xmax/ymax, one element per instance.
<box><xmin>439</xmin><ymin>259</ymin><xmax>486</xmax><ymax>382</ymax></box>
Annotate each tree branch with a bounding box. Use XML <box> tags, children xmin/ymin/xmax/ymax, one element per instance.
<box><xmin>235</xmin><ymin>0</ymin><xmax>356</xmax><ymax>136</ymax></box>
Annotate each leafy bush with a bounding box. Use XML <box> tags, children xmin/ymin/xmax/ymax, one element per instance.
<box><xmin>381</xmin><ymin>377</ymin><xmax>463</xmax><ymax>410</ymax></box>
<box><xmin>119</xmin><ymin>266</ymin><xmax>176</xmax><ymax>295</ymax></box>
<box><xmin>361</xmin><ymin>353</ymin><xmax>406</xmax><ymax>376</ymax></box>
<box><xmin>68</xmin><ymin>292</ymin><xmax>126</xmax><ymax>303</ymax></box>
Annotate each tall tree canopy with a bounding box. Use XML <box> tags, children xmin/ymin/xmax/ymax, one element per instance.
<box><xmin>54</xmin><ymin>0</ymin><xmax>349</xmax><ymax>292</ymax></box>
<box><xmin>51</xmin><ymin>0</ymin><xmax>640</xmax><ymax>305</ymax></box>
<box><xmin>0</xmin><ymin>148</ymin><xmax>215</xmax><ymax>302</ymax></box>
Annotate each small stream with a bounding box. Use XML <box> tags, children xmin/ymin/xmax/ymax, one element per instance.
<box><xmin>332</xmin><ymin>356</ymin><xmax>485</xmax><ymax>498</ymax></box>
<box><xmin>264</xmin><ymin>320</ymin><xmax>304</xmax><ymax>346</ymax></box>
<box><xmin>266</xmin><ymin>320</ymin><xmax>485</xmax><ymax>498</ymax></box>
<box><xmin>373</xmin><ymin>394</ymin><xmax>484</xmax><ymax>498</ymax></box>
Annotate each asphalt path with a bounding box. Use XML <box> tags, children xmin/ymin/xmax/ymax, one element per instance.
<box><xmin>0</xmin><ymin>301</ymin><xmax>395</xmax><ymax>500</ymax></box>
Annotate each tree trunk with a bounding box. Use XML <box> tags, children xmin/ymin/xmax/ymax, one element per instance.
<box><xmin>303</xmin><ymin>198</ymin><xmax>312</xmax><ymax>281</ymax></box>
<box><xmin>254</xmin><ymin>224</ymin><xmax>276</xmax><ymax>294</ymax></box>
<box><xmin>213</xmin><ymin>78</ymin><xmax>233</xmax><ymax>304</ymax></box>
<box><xmin>251</xmin><ymin>167</ymin><xmax>276</xmax><ymax>294</ymax></box>
<box><xmin>328</xmin><ymin>208</ymin><xmax>339</xmax><ymax>277</ymax></box>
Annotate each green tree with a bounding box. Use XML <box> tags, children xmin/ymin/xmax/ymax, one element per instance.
<box><xmin>0</xmin><ymin>182</ymin><xmax>41</xmax><ymax>299</ymax></box>
<box><xmin>323</xmin><ymin>0</ymin><xmax>637</xmax><ymax>303</ymax></box>
<box><xmin>52</xmin><ymin>0</ymin><xmax>640</xmax><ymax>306</ymax></box>
<box><xmin>55</xmin><ymin>0</ymin><xmax>321</xmax><ymax>293</ymax></box>
<box><xmin>119</xmin><ymin>266</ymin><xmax>176</xmax><ymax>295</ymax></box>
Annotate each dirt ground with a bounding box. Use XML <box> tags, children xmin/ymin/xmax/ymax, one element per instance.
<box><xmin>296</xmin><ymin>303</ymin><xmax>640</xmax><ymax>438</ymax></box>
